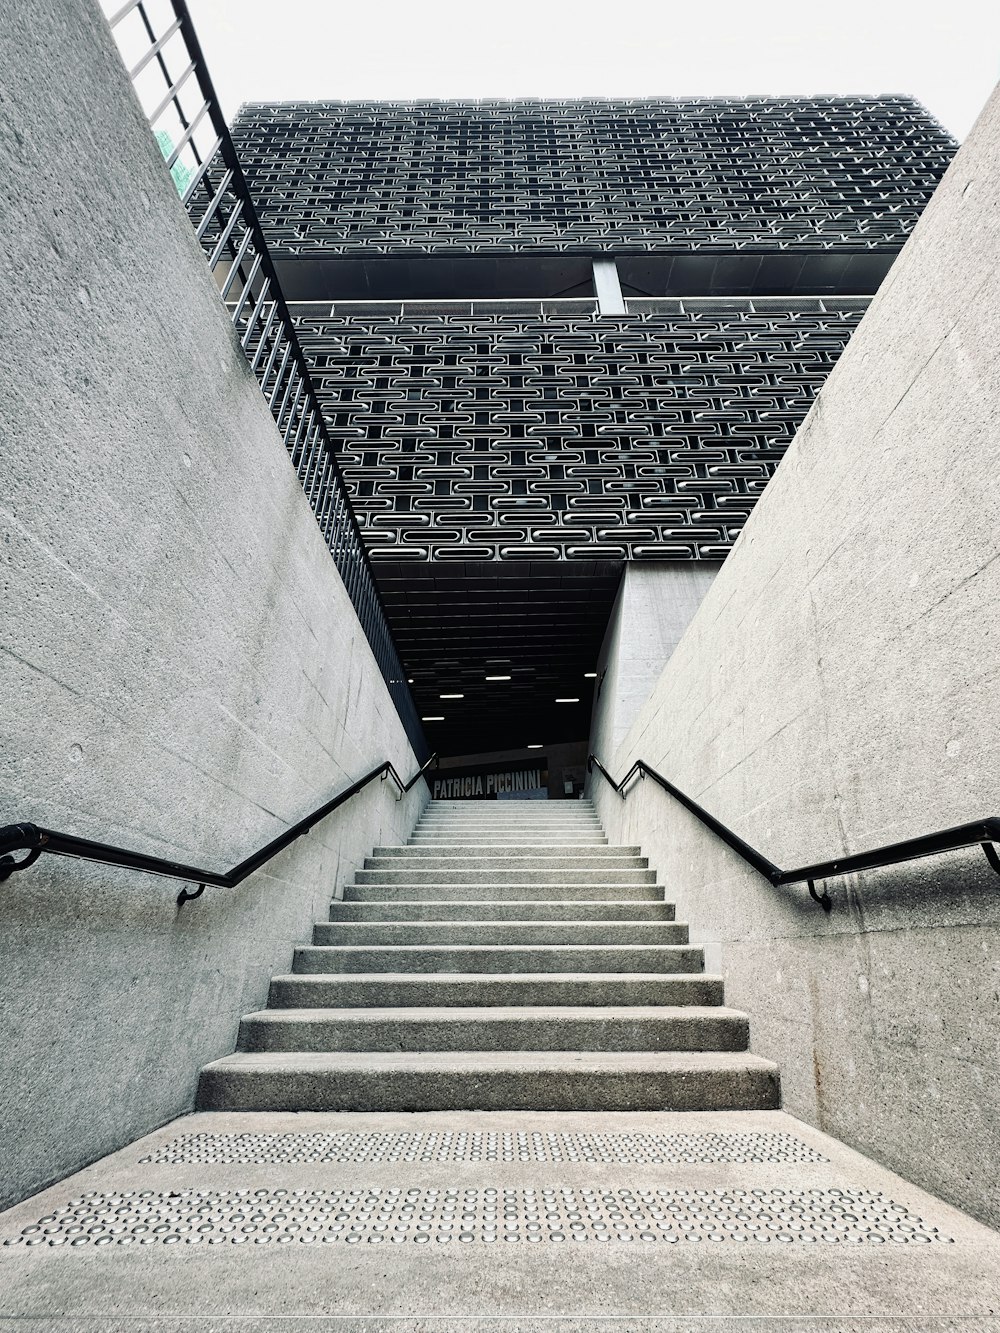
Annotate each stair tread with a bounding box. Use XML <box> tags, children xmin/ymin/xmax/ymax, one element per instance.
<box><xmin>299</xmin><ymin>943</ymin><xmax>697</xmax><ymax>953</ymax></box>
<box><xmin>204</xmin><ymin>1050</ymin><xmax>777</xmax><ymax>1074</ymax></box>
<box><xmin>331</xmin><ymin>899</ymin><xmax>676</xmax><ymax>907</ymax></box>
<box><xmin>241</xmin><ymin>1004</ymin><xmax>747</xmax><ymax>1022</ymax></box>
<box><xmin>273</xmin><ymin>970</ymin><xmax>723</xmax><ymax>983</ymax></box>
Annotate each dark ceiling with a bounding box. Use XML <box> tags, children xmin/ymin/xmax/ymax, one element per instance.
<box><xmin>373</xmin><ymin>561</ymin><xmax>623</xmax><ymax>756</ymax></box>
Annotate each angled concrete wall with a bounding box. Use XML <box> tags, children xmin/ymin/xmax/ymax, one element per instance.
<box><xmin>0</xmin><ymin>0</ymin><xmax>426</xmax><ymax>1209</ymax></box>
<box><xmin>590</xmin><ymin>563</ymin><xmax>722</xmax><ymax>763</ymax></box>
<box><xmin>589</xmin><ymin>86</ymin><xmax>1000</xmax><ymax>1228</ymax></box>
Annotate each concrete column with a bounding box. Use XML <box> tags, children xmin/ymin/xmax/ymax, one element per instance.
<box><xmin>592</xmin><ymin>258</ymin><xmax>626</xmax><ymax>315</ymax></box>
<box><xmin>590</xmin><ymin>562</ymin><xmax>722</xmax><ymax>762</ymax></box>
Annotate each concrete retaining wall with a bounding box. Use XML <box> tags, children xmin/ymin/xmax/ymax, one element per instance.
<box><xmin>590</xmin><ymin>564</ymin><xmax>721</xmax><ymax>763</ymax></box>
<box><xmin>0</xmin><ymin>0</ymin><xmax>426</xmax><ymax>1209</ymax></box>
<box><xmin>589</xmin><ymin>87</ymin><xmax>1000</xmax><ymax>1228</ymax></box>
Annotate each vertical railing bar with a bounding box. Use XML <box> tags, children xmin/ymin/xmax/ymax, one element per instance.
<box><xmin>193</xmin><ymin>168</ymin><xmax>234</xmax><ymax>240</ymax></box>
<box><xmin>219</xmin><ymin>226</ymin><xmax>256</xmax><ymax>301</ymax></box>
<box><xmin>163</xmin><ymin>99</ymin><xmax>211</xmax><ymax>168</ymax></box>
<box><xmin>232</xmin><ymin>254</ymin><xmax>264</xmax><ymax>326</ymax></box>
<box><xmin>146</xmin><ymin>58</ymin><xmax>197</xmax><ymax>126</ymax></box>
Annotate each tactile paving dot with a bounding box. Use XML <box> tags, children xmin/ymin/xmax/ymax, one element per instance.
<box><xmin>4</xmin><ymin>1188</ymin><xmax>951</xmax><ymax>1249</ymax></box>
<box><xmin>140</xmin><ymin>1130</ymin><xmax>829</xmax><ymax>1166</ymax></box>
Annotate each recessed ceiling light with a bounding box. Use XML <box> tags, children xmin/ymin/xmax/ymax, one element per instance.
<box><xmin>527</xmin><ymin>744</ymin><xmax>543</xmax><ymax>749</ymax></box>
<box><xmin>555</xmin><ymin>697</ymin><xmax>580</xmax><ymax>703</ymax></box>
<box><xmin>485</xmin><ymin>675</ymin><xmax>511</xmax><ymax>681</ymax></box>
<box><xmin>407</xmin><ymin>678</ymin><xmax>414</xmax><ymax>683</ymax></box>
<box><xmin>584</xmin><ymin>672</ymin><xmax>597</xmax><ymax>678</ymax></box>
<box><xmin>421</xmin><ymin>715</ymin><xmax>444</xmax><ymax>721</ymax></box>
<box><xmin>440</xmin><ymin>693</ymin><xmax>464</xmax><ymax>699</ymax></box>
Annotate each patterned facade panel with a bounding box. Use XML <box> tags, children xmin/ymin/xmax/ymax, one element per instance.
<box><xmin>231</xmin><ymin>97</ymin><xmax>953</xmax><ymax>256</ymax></box>
<box><xmin>293</xmin><ymin>302</ymin><xmax>867</xmax><ymax>560</ymax></box>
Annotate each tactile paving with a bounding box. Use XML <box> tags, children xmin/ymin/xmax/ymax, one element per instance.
<box><xmin>5</xmin><ymin>1187</ymin><xmax>952</xmax><ymax>1249</ymax></box>
<box><xmin>140</xmin><ymin>1129</ymin><xmax>828</xmax><ymax>1166</ymax></box>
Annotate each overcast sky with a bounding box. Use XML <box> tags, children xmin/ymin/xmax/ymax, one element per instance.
<box><xmin>186</xmin><ymin>0</ymin><xmax>999</xmax><ymax>140</ymax></box>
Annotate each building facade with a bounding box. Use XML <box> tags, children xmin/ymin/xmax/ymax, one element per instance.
<box><xmin>231</xmin><ymin>97</ymin><xmax>954</xmax><ymax>757</ymax></box>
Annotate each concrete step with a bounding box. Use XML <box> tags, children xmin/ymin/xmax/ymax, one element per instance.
<box><xmin>373</xmin><ymin>843</ymin><xmax>640</xmax><ymax>856</ymax></box>
<box><xmin>416</xmin><ymin>815</ymin><xmax>602</xmax><ymax>826</ymax></box>
<box><xmin>197</xmin><ymin>1050</ymin><xmax>780</xmax><ymax>1112</ymax></box>
<box><xmin>366</xmin><ymin>851</ymin><xmax>648</xmax><ymax>868</ymax></box>
<box><xmin>292</xmin><ymin>944</ymin><xmax>704</xmax><ymax>975</ymax></box>
<box><xmin>354</xmin><ymin>867</ymin><xmax>657</xmax><ymax>886</ymax></box>
<box><xmin>414</xmin><ymin>828</ymin><xmax>605</xmax><ymax>836</ymax></box>
<box><xmin>314</xmin><ymin>920</ymin><xmax>690</xmax><ymax>946</ymax></box>
<box><xmin>236</xmin><ymin>1005</ymin><xmax>749</xmax><ymax>1053</ymax></box>
<box><xmin>328</xmin><ymin>899</ymin><xmax>677</xmax><ymax>922</ymax></box>
<box><xmin>422</xmin><ymin>803</ymin><xmax>596</xmax><ymax>811</ymax></box>
<box><xmin>342</xmin><ymin>883</ymin><xmax>667</xmax><ymax>902</ymax></box>
<box><xmin>410</xmin><ymin>836</ymin><xmax>609</xmax><ymax>845</ymax></box>
<box><xmin>268</xmin><ymin>972</ymin><xmax>725</xmax><ymax>1008</ymax></box>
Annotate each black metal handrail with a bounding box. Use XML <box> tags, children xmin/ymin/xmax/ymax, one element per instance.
<box><xmin>588</xmin><ymin>754</ymin><xmax>1000</xmax><ymax>911</ymax></box>
<box><xmin>0</xmin><ymin>753</ymin><xmax>437</xmax><ymax>906</ymax></box>
<box><xmin>101</xmin><ymin>0</ymin><xmax>425</xmax><ymax>760</ymax></box>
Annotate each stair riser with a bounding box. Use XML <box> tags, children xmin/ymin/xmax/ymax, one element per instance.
<box><xmin>410</xmin><ymin>838</ymin><xmax>608</xmax><ymax>846</ymax></box>
<box><xmin>197</xmin><ymin>1066</ymin><xmax>779</xmax><ymax>1113</ymax></box>
<box><xmin>343</xmin><ymin>885</ymin><xmax>666</xmax><ymax>902</ymax></box>
<box><xmin>355</xmin><ymin>869</ymin><xmax>657</xmax><ymax>886</ymax></box>
<box><xmin>293</xmin><ymin>946</ymin><xmax>704</xmax><ymax>975</ymax></box>
<box><xmin>328</xmin><ymin>901</ymin><xmax>677</xmax><ymax>922</ymax></box>
<box><xmin>238</xmin><ymin>1014</ymin><xmax>749</xmax><ymax>1054</ymax></box>
<box><xmin>366</xmin><ymin>855</ymin><xmax>648</xmax><ymax>870</ymax></box>
<box><xmin>269</xmin><ymin>977</ymin><xmax>724</xmax><ymax>1007</ymax></box>
<box><xmin>314</xmin><ymin>922</ymin><xmax>690</xmax><ymax>946</ymax></box>
<box><xmin>415</xmin><ymin>820</ymin><xmax>603</xmax><ymax>830</ymax></box>
<box><xmin>373</xmin><ymin>846</ymin><xmax>641</xmax><ymax>859</ymax></box>
<box><xmin>416</xmin><ymin>824</ymin><xmax>604</xmax><ymax>834</ymax></box>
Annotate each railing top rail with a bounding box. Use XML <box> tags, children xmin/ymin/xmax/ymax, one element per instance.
<box><xmin>0</xmin><ymin>752</ymin><xmax>437</xmax><ymax>906</ymax></box>
<box><xmin>588</xmin><ymin>753</ymin><xmax>1000</xmax><ymax>911</ymax></box>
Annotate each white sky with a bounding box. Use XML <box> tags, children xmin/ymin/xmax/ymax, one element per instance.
<box><xmin>186</xmin><ymin>0</ymin><xmax>1000</xmax><ymax>141</ymax></box>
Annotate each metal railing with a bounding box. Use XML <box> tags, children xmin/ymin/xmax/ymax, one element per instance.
<box><xmin>588</xmin><ymin>754</ymin><xmax>1000</xmax><ymax>911</ymax></box>
<box><xmin>101</xmin><ymin>0</ymin><xmax>425</xmax><ymax>760</ymax></box>
<box><xmin>0</xmin><ymin>754</ymin><xmax>437</xmax><ymax>906</ymax></box>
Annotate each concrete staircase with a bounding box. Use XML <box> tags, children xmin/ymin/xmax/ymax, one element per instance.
<box><xmin>198</xmin><ymin>800</ymin><xmax>778</xmax><ymax>1111</ymax></box>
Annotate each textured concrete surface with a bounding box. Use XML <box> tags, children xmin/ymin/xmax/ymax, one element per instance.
<box><xmin>589</xmin><ymin>84</ymin><xmax>1000</xmax><ymax>1228</ymax></box>
<box><xmin>196</xmin><ymin>800</ymin><xmax>775</xmax><ymax>1112</ymax></box>
<box><xmin>268</xmin><ymin>973</ymin><xmax>726</xmax><ymax>1006</ymax></box>
<box><xmin>0</xmin><ymin>0</ymin><xmax>425</xmax><ymax>1210</ymax></box>
<box><xmin>590</xmin><ymin>562</ymin><xmax>722</xmax><ymax>761</ymax></box>
<box><xmin>0</xmin><ymin>1109</ymin><xmax>997</xmax><ymax>1329</ymax></box>
<box><xmin>196</xmin><ymin>1051</ymin><xmax>779</xmax><ymax>1111</ymax></box>
<box><xmin>235</xmin><ymin>1005</ymin><xmax>749</xmax><ymax>1051</ymax></box>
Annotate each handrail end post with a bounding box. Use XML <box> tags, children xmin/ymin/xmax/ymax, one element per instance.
<box><xmin>807</xmin><ymin>878</ymin><xmax>832</xmax><ymax>913</ymax></box>
<box><xmin>0</xmin><ymin>823</ymin><xmax>47</xmax><ymax>884</ymax></box>
<box><xmin>177</xmin><ymin>881</ymin><xmax>207</xmax><ymax>907</ymax></box>
<box><xmin>981</xmin><ymin>841</ymin><xmax>1000</xmax><ymax>878</ymax></box>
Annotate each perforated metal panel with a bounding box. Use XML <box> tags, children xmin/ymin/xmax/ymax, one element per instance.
<box><xmin>225</xmin><ymin>96</ymin><xmax>954</xmax><ymax>756</ymax></box>
<box><xmin>295</xmin><ymin>300</ymin><xmax>866</xmax><ymax>561</ymax></box>
<box><xmin>230</xmin><ymin>97</ymin><xmax>953</xmax><ymax>257</ymax></box>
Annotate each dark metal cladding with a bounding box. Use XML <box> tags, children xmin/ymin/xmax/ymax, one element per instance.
<box><xmin>227</xmin><ymin>96</ymin><xmax>955</xmax><ymax>751</ymax></box>
<box><xmin>294</xmin><ymin>297</ymin><xmax>867</xmax><ymax>561</ymax></box>
<box><xmin>230</xmin><ymin>97</ymin><xmax>954</xmax><ymax>257</ymax></box>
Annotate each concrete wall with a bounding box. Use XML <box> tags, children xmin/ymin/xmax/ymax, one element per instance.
<box><xmin>590</xmin><ymin>563</ymin><xmax>722</xmax><ymax>763</ymax></box>
<box><xmin>589</xmin><ymin>87</ymin><xmax>1000</xmax><ymax>1229</ymax></box>
<box><xmin>0</xmin><ymin>0</ymin><xmax>427</xmax><ymax>1209</ymax></box>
